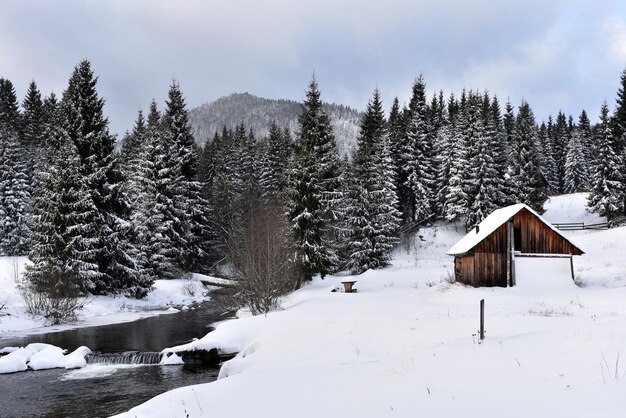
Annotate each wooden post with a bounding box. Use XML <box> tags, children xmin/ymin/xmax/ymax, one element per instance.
<box><xmin>480</xmin><ymin>299</ymin><xmax>485</xmax><ymax>341</ymax></box>
<box><xmin>509</xmin><ymin>222</ymin><xmax>516</xmax><ymax>287</ymax></box>
<box><xmin>506</xmin><ymin>221</ymin><xmax>512</xmax><ymax>287</ymax></box>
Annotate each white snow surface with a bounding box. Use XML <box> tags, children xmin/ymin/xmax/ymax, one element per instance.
<box><xmin>0</xmin><ymin>343</ymin><xmax>91</xmax><ymax>374</ymax></box>
<box><xmin>0</xmin><ymin>258</ymin><xmax>211</xmax><ymax>337</ymax></box>
<box><xmin>448</xmin><ymin>203</ymin><xmax>582</xmax><ymax>255</ymax></box>
<box><xmin>116</xmin><ymin>194</ymin><xmax>626</xmax><ymax>418</ymax></box>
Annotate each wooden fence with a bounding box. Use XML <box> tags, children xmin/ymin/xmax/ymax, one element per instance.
<box><xmin>552</xmin><ymin>221</ymin><xmax>609</xmax><ymax>231</ymax></box>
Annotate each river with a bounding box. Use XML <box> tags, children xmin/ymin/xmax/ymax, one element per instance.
<box><xmin>0</xmin><ymin>297</ymin><xmax>232</xmax><ymax>418</ymax></box>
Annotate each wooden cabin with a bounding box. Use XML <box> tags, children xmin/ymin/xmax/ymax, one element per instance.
<box><xmin>448</xmin><ymin>204</ymin><xmax>584</xmax><ymax>287</ymax></box>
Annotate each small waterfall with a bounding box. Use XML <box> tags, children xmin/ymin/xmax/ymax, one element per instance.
<box><xmin>87</xmin><ymin>351</ymin><xmax>163</xmax><ymax>365</ymax></box>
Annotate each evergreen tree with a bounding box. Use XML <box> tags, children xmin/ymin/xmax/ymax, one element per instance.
<box><xmin>588</xmin><ymin>102</ymin><xmax>623</xmax><ymax>224</ymax></box>
<box><xmin>564</xmin><ymin>126</ymin><xmax>589</xmax><ymax>193</ymax></box>
<box><xmin>162</xmin><ymin>80</ymin><xmax>214</xmax><ymax>272</ymax></box>
<box><xmin>538</xmin><ymin>118</ymin><xmax>558</xmax><ymax>192</ymax></box>
<box><xmin>387</xmin><ymin>97</ymin><xmax>407</xmax><ymax>221</ymax></box>
<box><xmin>552</xmin><ymin>112</ymin><xmax>569</xmax><ymax>193</ymax></box>
<box><xmin>441</xmin><ymin>109</ymin><xmax>468</xmax><ymax>223</ymax></box>
<box><xmin>0</xmin><ymin>125</ymin><xmax>30</xmax><ymax>255</ymax></box>
<box><xmin>577</xmin><ymin>110</ymin><xmax>593</xmax><ymax>180</ymax></box>
<box><xmin>0</xmin><ymin>78</ymin><xmax>21</xmax><ymax>133</ymax></box>
<box><xmin>510</xmin><ymin>101</ymin><xmax>547</xmax><ymax>212</ymax></box>
<box><xmin>26</xmin><ymin>130</ymin><xmax>101</xmax><ymax>296</ymax></box>
<box><xmin>287</xmin><ymin>78</ymin><xmax>341</xmax><ymax>280</ymax></box>
<box><xmin>21</xmin><ymin>81</ymin><xmax>46</xmax><ymax>179</ymax></box>
<box><xmin>503</xmin><ymin>99</ymin><xmax>515</xmax><ymax>153</ymax></box>
<box><xmin>48</xmin><ymin>60</ymin><xmax>140</xmax><ymax>295</ymax></box>
<box><xmin>345</xmin><ymin>90</ymin><xmax>400</xmax><ymax>274</ymax></box>
<box><xmin>465</xmin><ymin>93</ymin><xmax>500</xmax><ymax>227</ymax></box>
<box><xmin>489</xmin><ymin>95</ymin><xmax>514</xmax><ymax>206</ymax></box>
<box><xmin>131</xmin><ymin>101</ymin><xmax>178</xmax><ymax>283</ymax></box>
<box><xmin>260</xmin><ymin>121</ymin><xmax>292</xmax><ymax>203</ymax></box>
<box><xmin>404</xmin><ymin>76</ymin><xmax>436</xmax><ymax>223</ymax></box>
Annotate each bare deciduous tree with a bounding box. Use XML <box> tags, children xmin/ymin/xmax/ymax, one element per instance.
<box><xmin>229</xmin><ymin>204</ymin><xmax>300</xmax><ymax>316</ymax></box>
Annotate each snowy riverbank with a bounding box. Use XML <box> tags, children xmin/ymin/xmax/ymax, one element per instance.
<box><xmin>0</xmin><ymin>258</ymin><xmax>211</xmax><ymax>338</ymax></box>
<box><xmin>116</xmin><ymin>193</ymin><xmax>626</xmax><ymax>418</ymax></box>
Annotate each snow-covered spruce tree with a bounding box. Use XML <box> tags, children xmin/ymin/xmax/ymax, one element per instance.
<box><xmin>259</xmin><ymin>121</ymin><xmax>292</xmax><ymax>204</ymax></box>
<box><xmin>510</xmin><ymin>100</ymin><xmax>547</xmax><ymax>213</ymax></box>
<box><xmin>21</xmin><ymin>81</ymin><xmax>46</xmax><ymax>181</ymax></box>
<box><xmin>120</xmin><ymin>109</ymin><xmax>146</xmax><ymax>188</ymax></box>
<box><xmin>564</xmin><ymin>127</ymin><xmax>589</xmax><ymax>193</ymax></box>
<box><xmin>206</xmin><ymin>126</ymin><xmax>242</xmax><ymax>255</ymax></box>
<box><xmin>233</xmin><ymin>123</ymin><xmax>262</xmax><ymax>220</ymax></box>
<box><xmin>0</xmin><ymin>78</ymin><xmax>21</xmax><ymax>134</ymax></box>
<box><xmin>611</xmin><ymin>68</ymin><xmax>626</xmax><ymax>155</ymax></box>
<box><xmin>0</xmin><ymin>78</ymin><xmax>30</xmax><ymax>255</ymax></box>
<box><xmin>577</xmin><ymin>110</ymin><xmax>593</xmax><ymax>180</ymax></box>
<box><xmin>441</xmin><ymin>108</ymin><xmax>469</xmax><ymax>223</ymax></box>
<box><xmin>612</xmin><ymin>68</ymin><xmax>626</xmax><ymax>214</ymax></box>
<box><xmin>465</xmin><ymin>94</ymin><xmax>500</xmax><ymax>227</ymax></box>
<box><xmin>587</xmin><ymin>102</ymin><xmax>623</xmax><ymax>224</ymax></box>
<box><xmin>162</xmin><ymin>80</ymin><xmax>215</xmax><ymax>272</ymax></box>
<box><xmin>130</xmin><ymin>101</ymin><xmax>178</xmax><ymax>283</ymax></box>
<box><xmin>42</xmin><ymin>93</ymin><xmax>59</xmax><ymax>128</ymax></box>
<box><xmin>58</xmin><ymin>60</ymin><xmax>141</xmax><ymax>295</ymax></box>
<box><xmin>434</xmin><ymin>120</ymin><xmax>454</xmax><ymax>216</ymax></box>
<box><xmin>25</xmin><ymin>128</ymin><xmax>101</xmax><ymax>297</ymax></box>
<box><xmin>287</xmin><ymin>78</ymin><xmax>341</xmax><ymax>280</ymax></box>
<box><xmin>537</xmin><ymin>119</ymin><xmax>558</xmax><ymax>193</ymax></box>
<box><xmin>460</xmin><ymin>92</ymin><xmax>485</xmax><ymax>224</ymax></box>
<box><xmin>387</xmin><ymin>97</ymin><xmax>410</xmax><ymax>223</ymax></box>
<box><xmin>345</xmin><ymin>89</ymin><xmax>400</xmax><ymax>274</ymax></box>
<box><xmin>404</xmin><ymin>76</ymin><xmax>436</xmax><ymax>223</ymax></box>
<box><xmin>488</xmin><ymin>95</ymin><xmax>516</xmax><ymax>207</ymax></box>
<box><xmin>551</xmin><ymin>112</ymin><xmax>569</xmax><ymax>194</ymax></box>
<box><xmin>503</xmin><ymin>99</ymin><xmax>515</xmax><ymax>154</ymax></box>
<box><xmin>0</xmin><ymin>125</ymin><xmax>30</xmax><ymax>255</ymax></box>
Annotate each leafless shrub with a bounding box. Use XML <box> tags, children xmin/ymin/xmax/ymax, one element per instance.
<box><xmin>228</xmin><ymin>204</ymin><xmax>300</xmax><ymax>316</ymax></box>
<box><xmin>441</xmin><ymin>269</ymin><xmax>456</xmax><ymax>284</ymax></box>
<box><xmin>19</xmin><ymin>270</ymin><xmax>88</xmax><ymax>325</ymax></box>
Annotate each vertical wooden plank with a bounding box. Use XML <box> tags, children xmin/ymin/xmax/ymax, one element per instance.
<box><xmin>506</xmin><ymin>221</ymin><xmax>512</xmax><ymax>287</ymax></box>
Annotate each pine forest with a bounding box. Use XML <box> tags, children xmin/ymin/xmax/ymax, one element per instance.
<box><xmin>2</xmin><ymin>60</ymin><xmax>626</xmax><ymax>315</ymax></box>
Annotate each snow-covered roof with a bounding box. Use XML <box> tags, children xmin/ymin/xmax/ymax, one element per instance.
<box><xmin>447</xmin><ymin>203</ymin><xmax>582</xmax><ymax>256</ymax></box>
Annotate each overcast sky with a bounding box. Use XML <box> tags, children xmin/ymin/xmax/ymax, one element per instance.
<box><xmin>3</xmin><ymin>0</ymin><xmax>626</xmax><ymax>135</ymax></box>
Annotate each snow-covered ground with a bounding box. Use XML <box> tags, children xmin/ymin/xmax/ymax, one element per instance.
<box><xmin>0</xmin><ymin>258</ymin><xmax>210</xmax><ymax>337</ymax></box>
<box><xmin>116</xmin><ymin>194</ymin><xmax>626</xmax><ymax>418</ymax></box>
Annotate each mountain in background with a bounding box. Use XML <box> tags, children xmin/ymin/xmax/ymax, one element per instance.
<box><xmin>188</xmin><ymin>93</ymin><xmax>362</xmax><ymax>156</ymax></box>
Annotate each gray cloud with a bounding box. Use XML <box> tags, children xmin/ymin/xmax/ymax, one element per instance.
<box><xmin>2</xmin><ymin>0</ymin><xmax>626</xmax><ymax>134</ymax></box>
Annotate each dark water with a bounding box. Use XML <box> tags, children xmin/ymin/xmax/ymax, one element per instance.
<box><xmin>0</xmin><ymin>298</ymin><xmax>233</xmax><ymax>418</ymax></box>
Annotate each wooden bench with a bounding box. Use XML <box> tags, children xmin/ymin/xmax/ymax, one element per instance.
<box><xmin>341</xmin><ymin>280</ymin><xmax>357</xmax><ymax>293</ymax></box>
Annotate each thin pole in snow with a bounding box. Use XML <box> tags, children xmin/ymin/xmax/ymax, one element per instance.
<box><xmin>480</xmin><ymin>299</ymin><xmax>485</xmax><ymax>341</ymax></box>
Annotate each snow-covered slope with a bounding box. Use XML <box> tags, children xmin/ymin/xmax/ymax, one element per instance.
<box><xmin>116</xmin><ymin>194</ymin><xmax>626</xmax><ymax>418</ymax></box>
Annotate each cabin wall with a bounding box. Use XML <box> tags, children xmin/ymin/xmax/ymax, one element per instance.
<box><xmin>512</xmin><ymin>210</ymin><xmax>582</xmax><ymax>255</ymax></box>
<box><xmin>463</xmin><ymin>222</ymin><xmax>509</xmax><ymax>287</ymax></box>
<box><xmin>454</xmin><ymin>255</ymin><xmax>475</xmax><ymax>286</ymax></box>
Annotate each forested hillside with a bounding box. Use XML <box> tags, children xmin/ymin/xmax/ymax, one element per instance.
<box><xmin>188</xmin><ymin>92</ymin><xmax>361</xmax><ymax>156</ymax></box>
